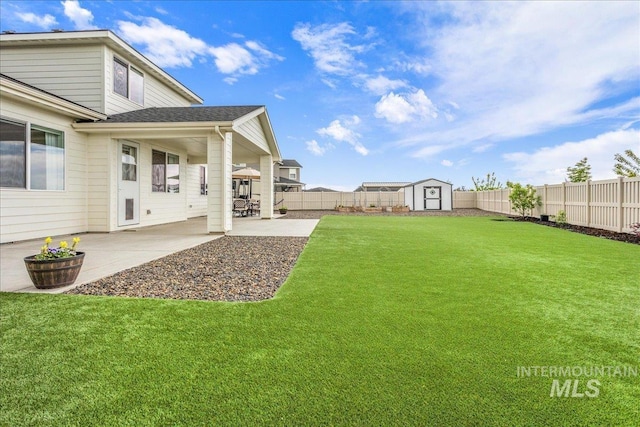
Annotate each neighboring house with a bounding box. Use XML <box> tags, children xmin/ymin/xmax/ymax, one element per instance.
<box><xmin>305</xmin><ymin>187</ymin><xmax>337</xmax><ymax>192</ymax></box>
<box><xmin>0</xmin><ymin>30</ymin><xmax>280</xmax><ymax>243</ymax></box>
<box><xmin>404</xmin><ymin>178</ymin><xmax>453</xmax><ymax>211</ymax></box>
<box><xmin>274</xmin><ymin>159</ymin><xmax>304</xmax><ymax>192</ymax></box>
<box><xmin>354</xmin><ymin>182</ymin><xmax>411</xmax><ymax>192</ymax></box>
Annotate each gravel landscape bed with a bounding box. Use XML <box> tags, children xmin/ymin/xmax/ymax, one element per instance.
<box><xmin>66</xmin><ymin>236</ymin><xmax>308</xmax><ymax>302</ymax></box>
<box><xmin>512</xmin><ymin>216</ymin><xmax>640</xmax><ymax>245</ymax></box>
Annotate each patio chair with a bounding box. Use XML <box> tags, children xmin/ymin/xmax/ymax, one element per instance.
<box><xmin>233</xmin><ymin>199</ymin><xmax>249</xmax><ymax>217</ymax></box>
<box><xmin>250</xmin><ymin>199</ymin><xmax>260</xmax><ymax>216</ymax></box>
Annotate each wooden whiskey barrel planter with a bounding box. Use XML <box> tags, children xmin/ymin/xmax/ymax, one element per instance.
<box><xmin>23</xmin><ymin>252</ymin><xmax>85</xmax><ymax>289</ymax></box>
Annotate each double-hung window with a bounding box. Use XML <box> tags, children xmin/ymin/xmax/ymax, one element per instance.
<box><xmin>113</xmin><ymin>57</ymin><xmax>144</xmax><ymax>105</ymax></box>
<box><xmin>0</xmin><ymin>118</ymin><xmax>64</xmax><ymax>190</ymax></box>
<box><xmin>152</xmin><ymin>150</ymin><xmax>180</xmax><ymax>193</ymax></box>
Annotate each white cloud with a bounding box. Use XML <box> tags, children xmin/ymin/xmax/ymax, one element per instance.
<box><xmin>503</xmin><ymin>129</ymin><xmax>640</xmax><ymax>184</ymax></box>
<box><xmin>61</xmin><ymin>0</ymin><xmax>96</xmax><ymax>30</ymax></box>
<box><xmin>116</xmin><ymin>16</ymin><xmax>282</xmax><ymax>78</ymax></box>
<box><xmin>473</xmin><ymin>143</ymin><xmax>494</xmax><ymax>153</ymax></box>
<box><xmin>223</xmin><ymin>77</ymin><xmax>238</xmax><ymax>85</ymax></box>
<box><xmin>306</xmin><ymin>140</ymin><xmax>333</xmax><ymax>156</ymax></box>
<box><xmin>292</xmin><ymin>22</ymin><xmax>365</xmax><ymax>75</ymax></box>
<box><xmin>209</xmin><ymin>43</ymin><xmax>258</xmax><ymax>74</ymax></box>
<box><xmin>441</xmin><ymin>160</ymin><xmax>454</xmax><ymax>167</ymax></box>
<box><xmin>400</xmin><ymin>1</ymin><xmax>640</xmax><ymax>150</ymax></box>
<box><xmin>117</xmin><ymin>17</ymin><xmax>208</xmax><ymax>67</ymax></box>
<box><xmin>274</xmin><ymin>94</ymin><xmax>285</xmax><ymax>100</ymax></box>
<box><xmin>317</xmin><ymin>117</ymin><xmax>369</xmax><ymax>155</ymax></box>
<box><xmin>375</xmin><ymin>89</ymin><xmax>438</xmax><ymax>124</ymax></box>
<box><xmin>245</xmin><ymin>40</ymin><xmax>284</xmax><ymax>62</ymax></box>
<box><xmin>364</xmin><ymin>75</ymin><xmax>408</xmax><ymax>95</ymax></box>
<box><xmin>16</xmin><ymin>12</ymin><xmax>57</xmax><ymax>29</ymax></box>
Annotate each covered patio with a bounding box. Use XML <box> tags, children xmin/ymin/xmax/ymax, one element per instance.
<box><xmin>0</xmin><ymin>216</ymin><xmax>319</xmax><ymax>293</ymax></box>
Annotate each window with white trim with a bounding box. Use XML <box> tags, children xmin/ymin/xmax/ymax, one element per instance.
<box><xmin>0</xmin><ymin>118</ymin><xmax>64</xmax><ymax>190</ymax></box>
<box><xmin>113</xmin><ymin>57</ymin><xmax>144</xmax><ymax>105</ymax></box>
<box><xmin>152</xmin><ymin>149</ymin><xmax>179</xmax><ymax>193</ymax></box>
<box><xmin>289</xmin><ymin>168</ymin><xmax>297</xmax><ymax>180</ymax></box>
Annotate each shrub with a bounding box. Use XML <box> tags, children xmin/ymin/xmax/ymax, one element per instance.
<box><xmin>630</xmin><ymin>222</ymin><xmax>640</xmax><ymax>236</ymax></box>
<box><xmin>555</xmin><ymin>210</ymin><xmax>567</xmax><ymax>226</ymax></box>
<box><xmin>507</xmin><ymin>181</ymin><xmax>542</xmax><ymax>217</ymax></box>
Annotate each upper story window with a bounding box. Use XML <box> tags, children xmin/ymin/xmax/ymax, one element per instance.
<box><xmin>0</xmin><ymin>118</ymin><xmax>64</xmax><ymax>190</ymax></box>
<box><xmin>289</xmin><ymin>168</ymin><xmax>297</xmax><ymax>180</ymax></box>
<box><xmin>113</xmin><ymin>57</ymin><xmax>144</xmax><ymax>105</ymax></box>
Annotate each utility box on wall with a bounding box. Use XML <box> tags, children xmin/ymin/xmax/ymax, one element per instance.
<box><xmin>404</xmin><ymin>178</ymin><xmax>453</xmax><ymax>211</ymax></box>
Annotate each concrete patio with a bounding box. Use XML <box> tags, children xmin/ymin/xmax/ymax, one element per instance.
<box><xmin>0</xmin><ymin>216</ymin><xmax>319</xmax><ymax>294</ymax></box>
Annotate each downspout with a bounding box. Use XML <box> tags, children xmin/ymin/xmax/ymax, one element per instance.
<box><xmin>214</xmin><ymin>125</ymin><xmax>224</xmax><ymax>141</ymax></box>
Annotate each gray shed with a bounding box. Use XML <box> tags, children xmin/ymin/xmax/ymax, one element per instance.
<box><xmin>404</xmin><ymin>178</ymin><xmax>453</xmax><ymax>211</ymax></box>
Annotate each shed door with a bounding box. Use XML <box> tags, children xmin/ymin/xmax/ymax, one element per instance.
<box><xmin>424</xmin><ymin>186</ymin><xmax>441</xmax><ymax>210</ymax></box>
<box><xmin>118</xmin><ymin>141</ymin><xmax>140</xmax><ymax>226</ymax></box>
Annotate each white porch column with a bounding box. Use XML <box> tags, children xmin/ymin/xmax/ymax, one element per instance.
<box><xmin>207</xmin><ymin>131</ymin><xmax>233</xmax><ymax>233</ymax></box>
<box><xmin>260</xmin><ymin>154</ymin><xmax>274</xmax><ymax>219</ymax></box>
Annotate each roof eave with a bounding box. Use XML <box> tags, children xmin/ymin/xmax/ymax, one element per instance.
<box><xmin>1</xmin><ymin>75</ymin><xmax>107</xmax><ymax>121</ymax></box>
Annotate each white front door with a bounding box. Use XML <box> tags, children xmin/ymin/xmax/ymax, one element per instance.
<box><xmin>424</xmin><ymin>186</ymin><xmax>441</xmax><ymax>210</ymax></box>
<box><xmin>118</xmin><ymin>141</ymin><xmax>140</xmax><ymax>226</ymax></box>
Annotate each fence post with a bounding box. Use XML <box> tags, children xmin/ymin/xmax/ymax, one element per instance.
<box><xmin>561</xmin><ymin>182</ymin><xmax>566</xmax><ymax>218</ymax></box>
<box><xmin>585</xmin><ymin>180</ymin><xmax>591</xmax><ymax>227</ymax></box>
<box><xmin>618</xmin><ymin>177</ymin><xmax>624</xmax><ymax>232</ymax></box>
<box><xmin>543</xmin><ymin>184</ymin><xmax>548</xmax><ymax>215</ymax></box>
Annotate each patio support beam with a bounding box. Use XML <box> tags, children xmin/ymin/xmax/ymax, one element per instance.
<box><xmin>260</xmin><ymin>154</ymin><xmax>274</xmax><ymax>219</ymax></box>
<box><xmin>207</xmin><ymin>131</ymin><xmax>233</xmax><ymax>233</ymax></box>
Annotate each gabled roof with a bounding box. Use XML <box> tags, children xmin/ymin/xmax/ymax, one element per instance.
<box><xmin>276</xmin><ymin>176</ymin><xmax>304</xmax><ymax>185</ymax></box>
<box><xmin>280</xmin><ymin>159</ymin><xmax>302</xmax><ymax>168</ymax></box>
<box><xmin>98</xmin><ymin>106</ymin><xmax>263</xmax><ymax>123</ymax></box>
<box><xmin>305</xmin><ymin>187</ymin><xmax>337</xmax><ymax>192</ymax></box>
<box><xmin>405</xmin><ymin>178</ymin><xmax>452</xmax><ymax>187</ymax></box>
<box><xmin>0</xmin><ymin>30</ymin><xmax>202</xmax><ymax>105</ymax></box>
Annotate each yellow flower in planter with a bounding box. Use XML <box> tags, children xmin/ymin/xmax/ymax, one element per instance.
<box><xmin>35</xmin><ymin>237</ymin><xmax>80</xmax><ymax>260</ymax></box>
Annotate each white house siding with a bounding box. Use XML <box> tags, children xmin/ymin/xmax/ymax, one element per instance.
<box><xmin>187</xmin><ymin>164</ymin><xmax>208</xmax><ymax>218</ymax></box>
<box><xmin>86</xmin><ymin>134</ymin><xmax>112</xmax><ymax>232</ymax></box>
<box><xmin>136</xmin><ymin>141</ymin><xmax>189</xmax><ymax>228</ymax></box>
<box><xmin>0</xmin><ymin>45</ymin><xmax>104</xmax><ymax>112</ymax></box>
<box><xmin>0</xmin><ymin>98</ymin><xmax>88</xmax><ymax>243</ymax></box>
<box><xmin>104</xmin><ymin>49</ymin><xmax>194</xmax><ymax>115</ymax></box>
<box><xmin>236</xmin><ymin>117</ymin><xmax>270</xmax><ymax>154</ymax></box>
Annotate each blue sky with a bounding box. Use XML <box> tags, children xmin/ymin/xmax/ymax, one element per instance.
<box><xmin>2</xmin><ymin>0</ymin><xmax>638</xmax><ymax>191</ymax></box>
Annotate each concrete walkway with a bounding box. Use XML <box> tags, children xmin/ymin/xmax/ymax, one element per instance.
<box><xmin>0</xmin><ymin>216</ymin><xmax>319</xmax><ymax>294</ymax></box>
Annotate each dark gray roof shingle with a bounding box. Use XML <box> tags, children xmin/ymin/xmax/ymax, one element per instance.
<box><xmin>100</xmin><ymin>106</ymin><xmax>263</xmax><ymax>123</ymax></box>
<box><xmin>280</xmin><ymin>159</ymin><xmax>302</xmax><ymax>168</ymax></box>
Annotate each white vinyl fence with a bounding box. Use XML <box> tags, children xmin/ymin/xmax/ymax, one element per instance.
<box><xmin>475</xmin><ymin>177</ymin><xmax>640</xmax><ymax>233</ymax></box>
<box><xmin>275</xmin><ymin>177</ymin><xmax>639</xmax><ymax>233</ymax></box>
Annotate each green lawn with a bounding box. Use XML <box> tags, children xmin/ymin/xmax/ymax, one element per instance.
<box><xmin>1</xmin><ymin>216</ymin><xmax>638</xmax><ymax>426</ymax></box>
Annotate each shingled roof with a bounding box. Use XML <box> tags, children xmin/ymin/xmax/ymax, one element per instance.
<box><xmin>99</xmin><ymin>106</ymin><xmax>263</xmax><ymax>123</ymax></box>
<box><xmin>280</xmin><ymin>159</ymin><xmax>302</xmax><ymax>168</ymax></box>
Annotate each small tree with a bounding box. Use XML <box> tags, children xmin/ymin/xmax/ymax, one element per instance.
<box><xmin>566</xmin><ymin>157</ymin><xmax>592</xmax><ymax>182</ymax></box>
<box><xmin>507</xmin><ymin>181</ymin><xmax>542</xmax><ymax>217</ymax></box>
<box><xmin>471</xmin><ymin>172</ymin><xmax>503</xmax><ymax>191</ymax></box>
<box><xmin>613</xmin><ymin>149</ymin><xmax>640</xmax><ymax>177</ymax></box>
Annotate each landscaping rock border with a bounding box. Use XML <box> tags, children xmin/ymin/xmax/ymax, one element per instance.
<box><xmin>65</xmin><ymin>236</ymin><xmax>308</xmax><ymax>302</ymax></box>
